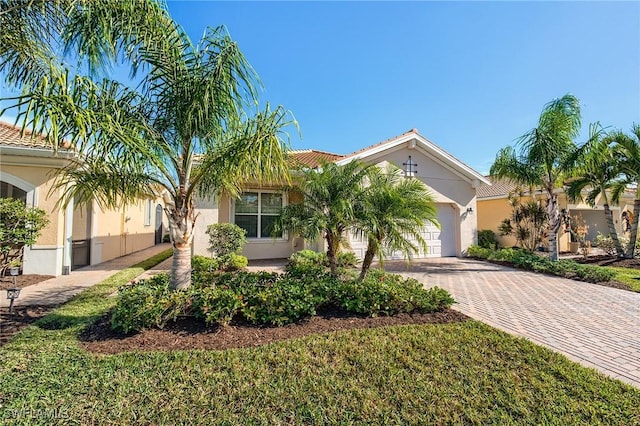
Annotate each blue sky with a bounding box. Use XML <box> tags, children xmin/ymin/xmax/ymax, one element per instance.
<box><xmin>166</xmin><ymin>1</ymin><xmax>639</xmax><ymax>174</ymax></box>
<box><xmin>1</xmin><ymin>1</ymin><xmax>638</xmax><ymax>175</ymax></box>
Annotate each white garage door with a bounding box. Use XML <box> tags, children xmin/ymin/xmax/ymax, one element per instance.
<box><xmin>348</xmin><ymin>203</ymin><xmax>457</xmax><ymax>260</ymax></box>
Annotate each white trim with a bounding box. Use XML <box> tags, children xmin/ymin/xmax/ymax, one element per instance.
<box><xmin>63</xmin><ymin>198</ymin><xmax>74</xmax><ymax>274</ymax></box>
<box><xmin>335</xmin><ymin>133</ymin><xmax>490</xmax><ymax>186</ymax></box>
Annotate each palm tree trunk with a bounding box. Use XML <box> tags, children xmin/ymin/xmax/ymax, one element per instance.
<box><xmin>165</xmin><ymin>203</ymin><xmax>196</xmax><ymax>289</ymax></box>
<box><xmin>626</xmin><ymin>199</ymin><xmax>640</xmax><ymax>258</ymax></box>
<box><xmin>172</xmin><ymin>244</ymin><xmax>191</xmax><ymax>290</ymax></box>
<box><xmin>359</xmin><ymin>240</ymin><xmax>377</xmax><ymax>281</ymax></box>
<box><xmin>547</xmin><ymin>192</ymin><xmax>561</xmax><ymax>261</ymax></box>
<box><xmin>326</xmin><ymin>233</ymin><xmax>339</xmax><ymax>275</ymax></box>
<box><xmin>603</xmin><ymin>204</ymin><xmax>624</xmax><ymax>257</ymax></box>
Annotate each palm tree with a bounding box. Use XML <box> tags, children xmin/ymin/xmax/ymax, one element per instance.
<box><xmin>565</xmin><ymin>124</ymin><xmax>624</xmax><ymax>256</ymax></box>
<box><xmin>610</xmin><ymin>124</ymin><xmax>640</xmax><ymax>258</ymax></box>
<box><xmin>354</xmin><ymin>165</ymin><xmax>438</xmax><ymax>280</ymax></box>
<box><xmin>490</xmin><ymin>94</ymin><xmax>582</xmax><ymax>260</ymax></box>
<box><xmin>276</xmin><ymin>161</ymin><xmax>371</xmax><ymax>275</ymax></box>
<box><xmin>1</xmin><ymin>1</ymin><xmax>294</xmax><ymax>289</ymax></box>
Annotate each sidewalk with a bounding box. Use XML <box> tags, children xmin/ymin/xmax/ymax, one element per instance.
<box><xmin>0</xmin><ymin>244</ymin><xmax>172</xmax><ymax>308</ymax></box>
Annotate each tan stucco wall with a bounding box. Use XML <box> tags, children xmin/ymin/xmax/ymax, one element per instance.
<box><xmin>92</xmin><ymin>199</ymin><xmax>156</xmax><ymax>263</ymax></box>
<box><xmin>1</xmin><ymin>164</ymin><xmax>65</xmax><ymax>247</ymax></box>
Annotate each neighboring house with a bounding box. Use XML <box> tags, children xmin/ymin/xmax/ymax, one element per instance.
<box><xmin>476</xmin><ymin>176</ymin><xmax>636</xmax><ymax>251</ymax></box>
<box><xmin>193</xmin><ymin>129</ymin><xmax>489</xmax><ymax>260</ymax></box>
<box><xmin>0</xmin><ymin>121</ymin><xmax>163</xmax><ymax>276</ymax></box>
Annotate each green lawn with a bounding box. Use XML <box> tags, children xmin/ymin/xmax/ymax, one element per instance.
<box><xmin>606</xmin><ymin>266</ymin><xmax>640</xmax><ymax>292</ymax></box>
<box><xmin>1</xmin><ymin>252</ymin><xmax>639</xmax><ymax>424</ymax></box>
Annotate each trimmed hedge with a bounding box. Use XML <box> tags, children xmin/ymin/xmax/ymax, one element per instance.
<box><xmin>466</xmin><ymin>245</ymin><xmax>615</xmax><ymax>283</ymax></box>
<box><xmin>111</xmin><ymin>268</ymin><xmax>454</xmax><ymax>332</ymax></box>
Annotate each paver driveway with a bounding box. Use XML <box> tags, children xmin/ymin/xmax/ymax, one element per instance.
<box><xmin>386</xmin><ymin>258</ymin><xmax>640</xmax><ymax>388</ymax></box>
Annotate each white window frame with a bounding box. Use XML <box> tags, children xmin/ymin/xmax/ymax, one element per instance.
<box><xmin>143</xmin><ymin>199</ymin><xmax>153</xmax><ymax>227</ymax></box>
<box><xmin>232</xmin><ymin>190</ymin><xmax>287</xmax><ymax>241</ymax></box>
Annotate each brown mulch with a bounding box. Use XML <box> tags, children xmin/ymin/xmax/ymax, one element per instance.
<box><xmin>0</xmin><ymin>305</ymin><xmax>55</xmax><ymax>347</ymax></box>
<box><xmin>80</xmin><ymin>308</ymin><xmax>469</xmax><ymax>354</ymax></box>
<box><xmin>0</xmin><ymin>274</ymin><xmax>54</xmax><ymax>290</ymax></box>
<box><xmin>574</xmin><ymin>255</ymin><xmax>640</xmax><ymax>270</ymax></box>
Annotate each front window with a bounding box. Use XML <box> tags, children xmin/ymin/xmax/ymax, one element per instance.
<box><xmin>234</xmin><ymin>192</ymin><xmax>283</xmax><ymax>238</ymax></box>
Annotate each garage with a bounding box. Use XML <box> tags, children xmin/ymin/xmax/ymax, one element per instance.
<box><xmin>348</xmin><ymin>203</ymin><xmax>458</xmax><ymax>260</ymax></box>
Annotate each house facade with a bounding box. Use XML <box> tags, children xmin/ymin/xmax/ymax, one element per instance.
<box><xmin>193</xmin><ymin>129</ymin><xmax>489</xmax><ymax>260</ymax></box>
<box><xmin>0</xmin><ymin>121</ymin><xmax>162</xmax><ymax>276</ymax></box>
<box><xmin>476</xmin><ymin>177</ymin><xmax>636</xmax><ymax>251</ymax></box>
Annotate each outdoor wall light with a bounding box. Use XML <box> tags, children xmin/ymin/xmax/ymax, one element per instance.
<box><xmin>403</xmin><ymin>156</ymin><xmax>418</xmax><ymax>178</ymax></box>
<box><xmin>466</xmin><ymin>207</ymin><xmax>473</xmax><ymax>214</ymax></box>
<box><xmin>6</xmin><ymin>288</ymin><xmax>21</xmax><ymax>314</ymax></box>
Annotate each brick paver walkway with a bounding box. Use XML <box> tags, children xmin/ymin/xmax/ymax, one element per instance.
<box><xmin>0</xmin><ymin>243</ymin><xmax>171</xmax><ymax>308</ymax></box>
<box><xmin>386</xmin><ymin>258</ymin><xmax>640</xmax><ymax>388</ymax></box>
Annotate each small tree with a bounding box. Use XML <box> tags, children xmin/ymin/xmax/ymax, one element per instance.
<box><xmin>206</xmin><ymin>223</ymin><xmax>247</xmax><ymax>257</ymax></box>
<box><xmin>0</xmin><ymin>198</ymin><xmax>49</xmax><ymax>275</ymax></box>
<box><xmin>354</xmin><ymin>165</ymin><xmax>438</xmax><ymax>280</ymax></box>
<box><xmin>498</xmin><ymin>191</ymin><xmax>547</xmax><ymax>251</ymax></box>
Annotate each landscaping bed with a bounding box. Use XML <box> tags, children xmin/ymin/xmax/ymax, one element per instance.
<box><xmin>575</xmin><ymin>255</ymin><xmax>640</xmax><ymax>270</ymax></box>
<box><xmin>0</xmin><ymin>274</ymin><xmax>53</xmax><ymax>290</ymax></box>
<box><xmin>81</xmin><ymin>308</ymin><xmax>468</xmax><ymax>353</ymax></box>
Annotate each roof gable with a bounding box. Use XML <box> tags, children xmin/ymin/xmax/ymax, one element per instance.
<box><xmin>335</xmin><ymin>129</ymin><xmax>490</xmax><ymax>186</ymax></box>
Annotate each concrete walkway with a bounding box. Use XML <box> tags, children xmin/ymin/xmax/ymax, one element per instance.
<box><xmin>0</xmin><ymin>244</ymin><xmax>171</xmax><ymax>308</ymax></box>
<box><xmin>386</xmin><ymin>258</ymin><xmax>640</xmax><ymax>389</ymax></box>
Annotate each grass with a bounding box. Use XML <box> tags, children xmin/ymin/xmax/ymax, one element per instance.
<box><xmin>1</xmin><ymin>249</ymin><xmax>639</xmax><ymax>424</ymax></box>
<box><xmin>605</xmin><ymin>266</ymin><xmax>640</xmax><ymax>292</ymax></box>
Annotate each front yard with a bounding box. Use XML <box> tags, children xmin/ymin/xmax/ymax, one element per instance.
<box><xmin>1</xmin><ymin>253</ymin><xmax>639</xmax><ymax>424</ymax></box>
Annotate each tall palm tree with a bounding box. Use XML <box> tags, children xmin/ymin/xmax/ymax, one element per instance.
<box><xmin>491</xmin><ymin>94</ymin><xmax>582</xmax><ymax>260</ymax></box>
<box><xmin>276</xmin><ymin>161</ymin><xmax>371</xmax><ymax>275</ymax></box>
<box><xmin>565</xmin><ymin>124</ymin><xmax>624</xmax><ymax>256</ymax></box>
<box><xmin>611</xmin><ymin>124</ymin><xmax>640</xmax><ymax>258</ymax></box>
<box><xmin>1</xmin><ymin>1</ymin><xmax>294</xmax><ymax>289</ymax></box>
<box><xmin>354</xmin><ymin>165</ymin><xmax>438</xmax><ymax>280</ymax></box>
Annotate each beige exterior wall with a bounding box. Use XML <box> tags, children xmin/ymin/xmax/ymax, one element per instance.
<box><xmin>91</xmin><ymin>199</ymin><xmax>156</xmax><ymax>264</ymax></box>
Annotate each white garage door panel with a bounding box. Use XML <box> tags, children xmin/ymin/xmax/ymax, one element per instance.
<box><xmin>348</xmin><ymin>203</ymin><xmax>457</xmax><ymax>259</ymax></box>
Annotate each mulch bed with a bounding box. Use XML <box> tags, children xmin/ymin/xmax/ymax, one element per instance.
<box><xmin>574</xmin><ymin>255</ymin><xmax>640</xmax><ymax>270</ymax></box>
<box><xmin>80</xmin><ymin>308</ymin><xmax>469</xmax><ymax>354</ymax></box>
<box><xmin>0</xmin><ymin>305</ymin><xmax>55</xmax><ymax>347</ymax></box>
<box><xmin>0</xmin><ymin>274</ymin><xmax>54</xmax><ymax>291</ymax></box>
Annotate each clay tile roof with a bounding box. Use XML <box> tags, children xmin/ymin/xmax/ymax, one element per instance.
<box><xmin>289</xmin><ymin>149</ymin><xmax>344</xmax><ymax>168</ymax></box>
<box><xmin>0</xmin><ymin>120</ymin><xmax>70</xmax><ymax>149</ymax></box>
<box><xmin>476</xmin><ymin>176</ymin><xmax>519</xmax><ymax>199</ymax></box>
<box><xmin>343</xmin><ymin>128</ymin><xmax>418</xmax><ymax>159</ymax></box>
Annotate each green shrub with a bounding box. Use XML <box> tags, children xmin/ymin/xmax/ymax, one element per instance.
<box><xmin>192</xmin><ymin>287</ymin><xmax>244</xmax><ymax>326</ymax></box>
<box><xmin>334</xmin><ymin>270</ymin><xmax>454</xmax><ymax>316</ymax></box>
<box><xmin>219</xmin><ymin>253</ymin><xmax>248</xmax><ymax>271</ymax></box>
<box><xmin>467</xmin><ymin>246</ymin><xmax>616</xmax><ymax>283</ymax></box>
<box><xmin>337</xmin><ymin>251</ymin><xmax>358</xmax><ymax>268</ymax></box>
<box><xmin>287</xmin><ymin>249</ymin><xmax>358</xmax><ymax>272</ymax></box>
<box><xmin>241</xmin><ymin>277</ymin><xmax>327</xmax><ymax>326</ymax></box>
<box><xmin>206</xmin><ymin>223</ymin><xmax>247</xmax><ymax>257</ymax></box>
<box><xmin>287</xmin><ymin>250</ymin><xmax>327</xmax><ymax>269</ymax></box>
<box><xmin>477</xmin><ymin>230</ymin><xmax>499</xmax><ymax>249</ymax></box>
<box><xmin>111</xmin><ymin>274</ymin><xmax>191</xmax><ymax>333</ymax></box>
<box><xmin>466</xmin><ymin>245</ymin><xmax>492</xmax><ymax>259</ymax></box>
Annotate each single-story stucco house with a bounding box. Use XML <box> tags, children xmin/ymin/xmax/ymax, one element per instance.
<box><xmin>193</xmin><ymin>129</ymin><xmax>490</xmax><ymax>260</ymax></box>
<box><xmin>476</xmin><ymin>176</ymin><xmax>636</xmax><ymax>251</ymax></box>
<box><xmin>0</xmin><ymin>120</ymin><xmax>164</xmax><ymax>276</ymax></box>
